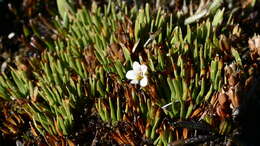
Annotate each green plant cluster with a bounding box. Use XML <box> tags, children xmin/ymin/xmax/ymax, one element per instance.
<box><xmin>0</xmin><ymin>0</ymin><xmax>255</xmax><ymax>145</ymax></box>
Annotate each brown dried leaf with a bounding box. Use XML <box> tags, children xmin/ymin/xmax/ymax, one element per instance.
<box><xmin>190</xmin><ymin>108</ymin><xmax>202</xmax><ymax>119</ymax></box>
<box><xmin>182</xmin><ymin>128</ymin><xmax>188</xmax><ymax>139</ymax></box>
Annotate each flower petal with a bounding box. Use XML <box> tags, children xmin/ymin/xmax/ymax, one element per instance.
<box><xmin>140</xmin><ymin>76</ymin><xmax>148</xmax><ymax>87</ymax></box>
<box><xmin>140</xmin><ymin>64</ymin><xmax>147</xmax><ymax>74</ymax></box>
<box><xmin>133</xmin><ymin>61</ymin><xmax>141</xmax><ymax>72</ymax></box>
<box><xmin>126</xmin><ymin>70</ymin><xmax>136</xmax><ymax>80</ymax></box>
<box><xmin>130</xmin><ymin>79</ymin><xmax>139</xmax><ymax>84</ymax></box>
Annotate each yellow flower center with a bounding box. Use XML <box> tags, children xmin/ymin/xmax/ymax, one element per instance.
<box><xmin>136</xmin><ymin>71</ymin><xmax>144</xmax><ymax>80</ymax></box>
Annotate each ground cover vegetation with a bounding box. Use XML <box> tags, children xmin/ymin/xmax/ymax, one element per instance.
<box><xmin>1</xmin><ymin>0</ymin><xmax>260</xmax><ymax>145</ymax></box>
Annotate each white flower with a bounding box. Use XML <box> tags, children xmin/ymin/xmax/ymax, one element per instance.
<box><xmin>126</xmin><ymin>61</ymin><xmax>148</xmax><ymax>87</ymax></box>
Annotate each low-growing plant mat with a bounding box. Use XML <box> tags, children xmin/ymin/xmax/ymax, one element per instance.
<box><xmin>1</xmin><ymin>0</ymin><xmax>260</xmax><ymax>145</ymax></box>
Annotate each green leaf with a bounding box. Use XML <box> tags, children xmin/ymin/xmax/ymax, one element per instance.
<box><xmin>212</xmin><ymin>9</ymin><xmax>225</xmax><ymax>27</ymax></box>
